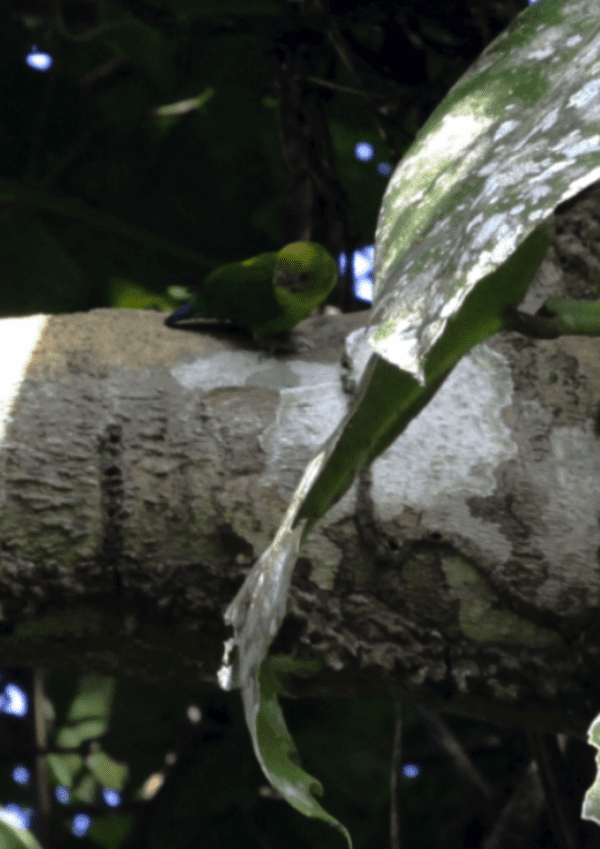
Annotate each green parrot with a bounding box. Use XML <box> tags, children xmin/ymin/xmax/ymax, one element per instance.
<box><xmin>164</xmin><ymin>241</ymin><xmax>338</xmax><ymax>339</ymax></box>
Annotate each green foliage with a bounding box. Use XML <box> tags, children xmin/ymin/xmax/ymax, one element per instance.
<box><xmin>46</xmin><ymin>675</ymin><xmax>128</xmax><ymax>801</ymax></box>
<box><xmin>0</xmin><ymin>6</ymin><xmax>379</xmax><ymax>318</ymax></box>
<box><xmin>2</xmin><ymin>0</ymin><xmax>498</xmax><ymax>319</ymax></box>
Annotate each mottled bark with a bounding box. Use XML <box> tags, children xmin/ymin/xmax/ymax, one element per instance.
<box><xmin>2</xmin><ymin>185</ymin><xmax>600</xmax><ymax>737</ymax></box>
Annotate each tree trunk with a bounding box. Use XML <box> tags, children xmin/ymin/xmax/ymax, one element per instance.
<box><xmin>2</xmin><ymin>185</ymin><xmax>600</xmax><ymax>739</ymax></box>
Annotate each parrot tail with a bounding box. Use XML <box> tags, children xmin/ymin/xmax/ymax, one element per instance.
<box><xmin>164</xmin><ymin>302</ymin><xmax>197</xmax><ymax>327</ymax></box>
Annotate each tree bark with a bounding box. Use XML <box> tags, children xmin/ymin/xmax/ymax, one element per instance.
<box><xmin>2</xmin><ymin>185</ymin><xmax>600</xmax><ymax>738</ymax></box>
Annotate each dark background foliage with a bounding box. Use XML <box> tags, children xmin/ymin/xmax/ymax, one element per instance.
<box><xmin>3</xmin><ymin>0</ymin><xmax>525</xmax><ymax>317</ymax></box>
<box><xmin>4</xmin><ymin>1</ymin><xmax>598</xmax><ymax>848</ymax></box>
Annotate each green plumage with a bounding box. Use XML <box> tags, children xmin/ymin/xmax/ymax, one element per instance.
<box><xmin>165</xmin><ymin>241</ymin><xmax>337</xmax><ymax>339</ymax></box>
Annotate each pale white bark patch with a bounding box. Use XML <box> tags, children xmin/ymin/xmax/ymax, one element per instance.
<box><xmin>0</xmin><ymin>315</ymin><xmax>48</xmax><ymax>443</ymax></box>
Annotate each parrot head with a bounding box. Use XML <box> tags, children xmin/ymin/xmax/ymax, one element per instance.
<box><xmin>273</xmin><ymin>241</ymin><xmax>338</xmax><ymax>314</ymax></box>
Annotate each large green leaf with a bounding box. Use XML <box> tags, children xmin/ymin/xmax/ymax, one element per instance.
<box><xmin>369</xmin><ymin>0</ymin><xmax>600</xmax><ymax>381</ymax></box>
<box><xmin>219</xmin><ymin>0</ymin><xmax>600</xmax><ymax>838</ymax></box>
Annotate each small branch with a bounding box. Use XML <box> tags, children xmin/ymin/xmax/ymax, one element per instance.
<box><xmin>390</xmin><ymin>702</ymin><xmax>403</xmax><ymax>849</ymax></box>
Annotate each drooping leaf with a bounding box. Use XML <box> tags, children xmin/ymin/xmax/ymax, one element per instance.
<box><xmin>254</xmin><ymin>663</ymin><xmax>352</xmax><ymax>846</ymax></box>
<box><xmin>220</xmin><ymin>0</ymin><xmax>600</xmax><ymax>836</ymax></box>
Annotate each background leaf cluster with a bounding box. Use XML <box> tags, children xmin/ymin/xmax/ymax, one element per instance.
<box><xmin>2</xmin><ymin>0</ymin><xmax>525</xmax><ymax>317</ymax></box>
